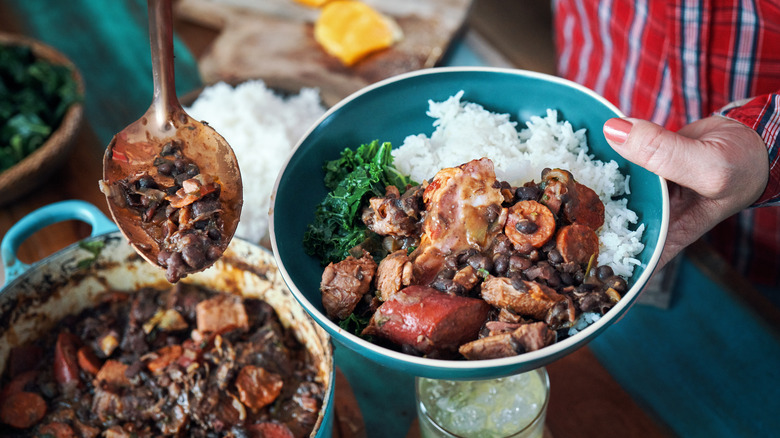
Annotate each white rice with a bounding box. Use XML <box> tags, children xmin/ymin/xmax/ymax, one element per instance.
<box><xmin>392</xmin><ymin>91</ymin><xmax>645</xmax><ymax>279</ymax></box>
<box><xmin>185</xmin><ymin>80</ymin><xmax>327</xmax><ymax>244</ymax></box>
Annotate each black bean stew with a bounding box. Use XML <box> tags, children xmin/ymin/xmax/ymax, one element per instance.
<box><xmin>0</xmin><ymin>284</ymin><xmax>324</xmax><ymax>437</ymax></box>
<box><xmin>320</xmin><ymin>158</ymin><xmax>629</xmax><ymax>360</ymax></box>
<box><xmin>109</xmin><ymin>140</ymin><xmax>226</xmax><ymax>283</ymax></box>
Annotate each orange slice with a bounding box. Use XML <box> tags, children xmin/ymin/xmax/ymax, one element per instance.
<box><xmin>314</xmin><ymin>0</ymin><xmax>402</xmax><ymax>66</ymax></box>
<box><xmin>293</xmin><ymin>0</ymin><xmax>332</xmax><ymax>7</ymax></box>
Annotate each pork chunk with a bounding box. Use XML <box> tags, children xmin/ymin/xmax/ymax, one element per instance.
<box><xmin>362</xmin><ymin>185</ymin><xmax>422</xmax><ymax>238</ymax></box>
<box><xmin>375</xmin><ymin>250</ymin><xmax>413</xmax><ymax>301</ymax></box>
<box><xmin>196</xmin><ymin>294</ymin><xmax>249</xmax><ymax>334</ymax></box>
<box><xmin>459</xmin><ymin>321</ymin><xmax>555</xmax><ymax>360</ymax></box>
<box><xmin>320</xmin><ymin>250</ymin><xmax>377</xmax><ymax>320</ymax></box>
<box><xmin>481</xmin><ymin>276</ymin><xmax>566</xmax><ymax>320</ymax></box>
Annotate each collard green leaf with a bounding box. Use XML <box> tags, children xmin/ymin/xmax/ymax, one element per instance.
<box><xmin>303</xmin><ymin>140</ymin><xmax>418</xmax><ymax>265</ymax></box>
<box><xmin>0</xmin><ymin>45</ymin><xmax>81</xmax><ymax>172</ymax></box>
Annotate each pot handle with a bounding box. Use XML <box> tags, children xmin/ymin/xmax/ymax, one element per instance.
<box><xmin>1</xmin><ymin>200</ymin><xmax>118</xmax><ymax>285</ymax></box>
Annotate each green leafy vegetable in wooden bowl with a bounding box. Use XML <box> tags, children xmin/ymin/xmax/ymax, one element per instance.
<box><xmin>0</xmin><ymin>45</ymin><xmax>80</xmax><ymax>171</ymax></box>
<box><xmin>0</xmin><ymin>33</ymin><xmax>84</xmax><ymax>206</ymax></box>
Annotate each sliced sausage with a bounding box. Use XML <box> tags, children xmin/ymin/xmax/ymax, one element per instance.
<box><xmin>562</xmin><ymin>182</ymin><xmax>605</xmax><ymax>230</ymax></box>
<box><xmin>556</xmin><ymin>223</ymin><xmax>600</xmax><ymax>266</ymax></box>
<box><xmin>504</xmin><ymin>200</ymin><xmax>556</xmax><ymax>250</ymax></box>
<box><xmin>0</xmin><ymin>370</ymin><xmax>39</xmax><ymax>399</ymax></box>
<box><xmin>77</xmin><ymin>346</ymin><xmax>102</xmax><ymax>375</ymax></box>
<box><xmin>53</xmin><ymin>332</ymin><xmax>81</xmax><ymax>388</ymax></box>
<box><xmin>0</xmin><ymin>391</ymin><xmax>47</xmax><ymax>429</ymax></box>
<box><xmin>362</xmin><ymin>285</ymin><xmax>490</xmax><ymax>356</ymax></box>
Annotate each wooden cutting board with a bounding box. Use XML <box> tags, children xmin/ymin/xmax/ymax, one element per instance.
<box><xmin>176</xmin><ymin>0</ymin><xmax>473</xmax><ymax>105</ymax></box>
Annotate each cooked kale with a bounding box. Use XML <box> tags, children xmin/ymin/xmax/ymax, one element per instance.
<box><xmin>0</xmin><ymin>44</ymin><xmax>81</xmax><ymax>171</ymax></box>
<box><xmin>303</xmin><ymin>140</ymin><xmax>417</xmax><ymax>265</ymax></box>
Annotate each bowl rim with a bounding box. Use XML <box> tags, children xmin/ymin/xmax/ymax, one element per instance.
<box><xmin>270</xmin><ymin>66</ymin><xmax>670</xmax><ymax>372</ymax></box>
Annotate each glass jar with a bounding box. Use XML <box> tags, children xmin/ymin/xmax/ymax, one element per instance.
<box><xmin>415</xmin><ymin>368</ymin><xmax>550</xmax><ymax>438</ymax></box>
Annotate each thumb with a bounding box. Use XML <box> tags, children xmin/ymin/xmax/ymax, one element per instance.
<box><xmin>603</xmin><ymin>117</ymin><xmax>700</xmax><ymax>189</ymax></box>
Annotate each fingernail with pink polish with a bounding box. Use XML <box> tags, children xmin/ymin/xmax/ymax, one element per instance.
<box><xmin>604</xmin><ymin>118</ymin><xmax>633</xmax><ymax>145</ymax></box>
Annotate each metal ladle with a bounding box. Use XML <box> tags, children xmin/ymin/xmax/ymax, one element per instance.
<box><xmin>101</xmin><ymin>0</ymin><xmax>242</xmax><ymax>282</ymax></box>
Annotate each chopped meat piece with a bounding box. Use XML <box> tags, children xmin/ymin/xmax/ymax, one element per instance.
<box><xmin>497</xmin><ymin>308</ymin><xmax>524</xmax><ymax>323</ymax></box>
<box><xmin>459</xmin><ymin>321</ymin><xmax>555</xmax><ymax>360</ymax></box>
<box><xmin>362</xmin><ymin>285</ymin><xmax>490</xmax><ymax>356</ymax></box>
<box><xmin>276</xmin><ymin>382</ymin><xmax>323</xmax><ymax>437</ymax></box>
<box><xmin>235</xmin><ymin>365</ymin><xmax>284</xmax><ymax>411</ymax></box>
<box><xmin>452</xmin><ymin>265</ymin><xmax>480</xmax><ymax>292</ymax></box>
<box><xmin>145</xmin><ymin>345</ymin><xmax>183</xmax><ymax>374</ymax></box>
<box><xmin>512</xmin><ymin>322</ymin><xmax>556</xmax><ymax>352</ymax></box>
<box><xmin>196</xmin><ymin>294</ymin><xmax>250</xmax><ymax>334</ymax></box>
<box><xmin>419</xmin><ymin>158</ymin><xmax>506</xmax><ymax>255</ymax></box>
<box><xmin>38</xmin><ymin>422</ymin><xmax>76</xmax><ymax>437</ymax></box>
<box><xmin>412</xmin><ymin>158</ymin><xmax>506</xmax><ymax>285</ymax></box>
<box><xmin>524</xmin><ymin>261</ymin><xmax>561</xmax><ymax>287</ymax></box>
<box><xmin>481</xmin><ymin>277</ymin><xmax>566</xmax><ymax>320</ymax></box>
<box><xmin>246</xmin><ymin>422</ymin><xmax>295</xmax><ymax>438</ymax></box>
<box><xmin>485</xmin><ymin>320</ymin><xmax>523</xmax><ymax>336</ymax></box>
<box><xmin>320</xmin><ymin>250</ymin><xmax>377</xmax><ymax>319</ymax></box>
<box><xmin>539</xmin><ymin>168</ymin><xmax>573</xmax><ymax>215</ymax></box>
<box><xmin>362</xmin><ymin>185</ymin><xmax>422</xmax><ymax>238</ymax></box>
<box><xmin>73</xmin><ymin>419</ymin><xmax>100</xmax><ymax>438</ymax></box>
<box><xmin>94</xmin><ymin>360</ymin><xmax>131</xmax><ymax>389</ymax></box>
<box><xmin>545</xmin><ymin>297</ymin><xmax>578</xmax><ymax>329</ymax></box>
<box><xmin>103</xmin><ymin>426</ymin><xmax>133</xmax><ymax>438</ymax></box>
<box><xmin>459</xmin><ymin>333</ymin><xmax>519</xmax><ymax>360</ymax></box>
<box><xmin>375</xmin><ymin>249</ymin><xmax>413</xmax><ymax>301</ymax></box>
<box><xmin>158</xmin><ymin>404</ymin><xmax>189</xmax><ymax>435</ymax></box>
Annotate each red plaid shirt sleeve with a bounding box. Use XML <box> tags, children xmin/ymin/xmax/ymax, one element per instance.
<box><xmin>554</xmin><ymin>0</ymin><xmax>780</xmax><ymax>285</ymax></box>
<box><xmin>717</xmin><ymin>93</ymin><xmax>780</xmax><ymax>207</ymax></box>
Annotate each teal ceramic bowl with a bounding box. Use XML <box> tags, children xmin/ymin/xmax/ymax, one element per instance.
<box><xmin>270</xmin><ymin>67</ymin><xmax>669</xmax><ymax>379</ymax></box>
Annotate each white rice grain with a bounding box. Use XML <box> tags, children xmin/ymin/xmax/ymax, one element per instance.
<box><xmin>185</xmin><ymin>80</ymin><xmax>327</xmax><ymax>244</ymax></box>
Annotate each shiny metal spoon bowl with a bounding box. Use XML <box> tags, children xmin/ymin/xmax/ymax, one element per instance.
<box><xmin>100</xmin><ymin>0</ymin><xmax>242</xmax><ymax>282</ymax></box>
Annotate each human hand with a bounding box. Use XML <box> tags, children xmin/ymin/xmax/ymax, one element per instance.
<box><xmin>603</xmin><ymin>116</ymin><xmax>769</xmax><ymax>269</ymax></box>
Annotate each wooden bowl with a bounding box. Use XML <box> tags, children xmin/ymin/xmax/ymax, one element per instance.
<box><xmin>0</xmin><ymin>32</ymin><xmax>85</xmax><ymax>206</ymax></box>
